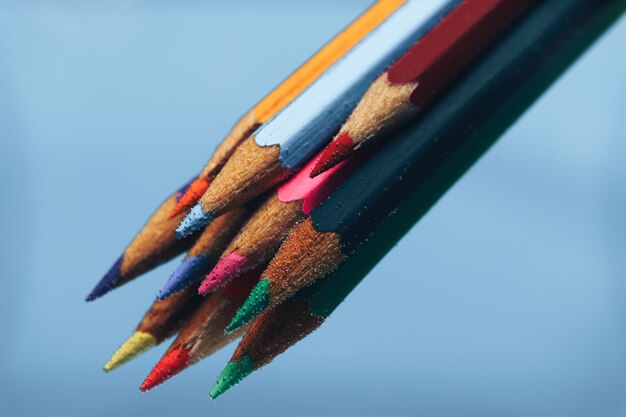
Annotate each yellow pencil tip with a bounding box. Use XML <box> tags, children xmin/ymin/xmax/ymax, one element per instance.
<box><xmin>103</xmin><ymin>331</ymin><xmax>157</xmax><ymax>372</ymax></box>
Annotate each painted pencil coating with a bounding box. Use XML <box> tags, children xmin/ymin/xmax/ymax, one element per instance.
<box><xmin>254</xmin><ymin>0</ymin><xmax>461</xmax><ymax>170</ymax></box>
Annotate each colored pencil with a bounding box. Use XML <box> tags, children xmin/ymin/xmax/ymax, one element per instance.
<box><xmin>158</xmin><ymin>206</ymin><xmax>253</xmax><ymax>299</ymax></box>
<box><xmin>140</xmin><ymin>267</ymin><xmax>261</xmax><ymax>391</ymax></box>
<box><xmin>87</xmin><ymin>0</ymin><xmax>404</xmax><ymax>301</ymax></box>
<box><xmin>198</xmin><ymin>148</ymin><xmax>366</xmax><ymax>295</ymax></box>
<box><xmin>176</xmin><ymin>0</ymin><xmax>461</xmax><ymax>238</ymax></box>
<box><xmin>226</xmin><ymin>0</ymin><xmax>614</xmax><ymax>333</ymax></box>
<box><xmin>103</xmin><ymin>285</ymin><xmax>202</xmax><ymax>372</ymax></box>
<box><xmin>311</xmin><ymin>0</ymin><xmax>537</xmax><ymax>177</ymax></box>
<box><xmin>168</xmin><ymin>0</ymin><xmax>407</xmax><ymax>218</ymax></box>
<box><xmin>212</xmin><ymin>0</ymin><xmax>626</xmax><ymax>396</ymax></box>
<box><xmin>86</xmin><ymin>179</ymin><xmax>203</xmax><ymax>301</ymax></box>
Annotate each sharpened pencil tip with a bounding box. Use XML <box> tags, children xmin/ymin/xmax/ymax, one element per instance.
<box><xmin>199</xmin><ymin>252</ymin><xmax>250</xmax><ymax>296</ymax></box>
<box><xmin>103</xmin><ymin>331</ymin><xmax>157</xmax><ymax>372</ymax></box>
<box><xmin>169</xmin><ymin>177</ymin><xmax>211</xmax><ymax>219</ymax></box>
<box><xmin>86</xmin><ymin>256</ymin><xmax>124</xmax><ymax>302</ymax></box>
<box><xmin>225</xmin><ymin>279</ymin><xmax>270</xmax><ymax>334</ymax></box>
<box><xmin>140</xmin><ymin>347</ymin><xmax>190</xmax><ymax>391</ymax></box>
<box><xmin>310</xmin><ymin>133</ymin><xmax>355</xmax><ymax>177</ymax></box>
<box><xmin>209</xmin><ymin>355</ymin><xmax>255</xmax><ymax>399</ymax></box>
<box><xmin>176</xmin><ymin>204</ymin><xmax>213</xmax><ymax>239</ymax></box>
<box><xmin>158</xmin><ymin>255</ymin><xmax>211</xmax><ymax>299</ymax></box>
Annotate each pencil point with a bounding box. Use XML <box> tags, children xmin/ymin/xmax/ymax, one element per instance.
<box><xmin>209</xmin><ymin>355</ymin><xmax>254</xmax><ymax>399</ymax></box>
<box><xmin>310</xmin><ymin>133</ymin><xmax>355</xmax><ymax>177</ymax></box>
<box><xmin>158</xmin><ymin>255</ymin><xmax>211</xmax><ymax>299</ymax></box>
<box><xmin>199</xmin><ymin>252</ymin><xmax>250</xmax><ymax>296</ymax></box>
<box><xmin>103</xmin><ymin>331</ymin><xmax>157</xmax><ymax>372</ymax></box>
<box><xmin>86</xmin><ymin>256</ymin><xmax>123</xmax><ymax>302</ymax></box>
<box><xmin>169</xmin><ymin>177</ymin><xmax>211</xmax><ymax>219</ymax></box>
<box><xmin>225</xmin><ymin>279</ymin><xmax>270</xmax><ymax>334</ymax></box>
<box><xmin>176</xmin><ymin>204</ymin><xmax>213</xmax><ymax>239</ymax></box>
<box><xmin>140</xmin><ymin>347</ymin><xmax>190</xmax><ymax>391</ymax></box>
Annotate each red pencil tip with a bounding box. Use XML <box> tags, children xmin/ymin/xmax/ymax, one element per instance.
<box><xmin>140</xmin><ymin>347</ymin><xmax>190</xmax><ymax>391</ymax></box>
<box><xmin>310</xmin><ymin>133</ymin><xmax>355</xmax><ymax>178</ymax></box>
<box><xmin>169</xmin><ymin>177</ymin><xmax>211</xmax><ymax>218</ymax></box>
<box><xmin>199</xmin><ymin>252</ymin><xmax>250</xmax><ymax>296</ymax></box>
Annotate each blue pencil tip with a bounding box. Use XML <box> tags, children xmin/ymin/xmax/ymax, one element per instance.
<box><xmin>176</xmin><ymin>204</ymin><xmax>213</xmax><ymax>239</ymax></box>
<box><xmin>158</xmin><ymin>255</ymin><xmax>211</xmax><ymax>299</ymax></box>
<box><xmin>86</xmin><ymin>256</ymin><xmax>123</xmax><ymax>302</ymax></box>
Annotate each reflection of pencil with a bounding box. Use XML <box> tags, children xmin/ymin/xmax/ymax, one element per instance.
<box><xmin>213</xmin><ymin>0</ymin><xmax>625</xmax><ymax>396</ymax></box>
<box><xmin>86</xmin><ymin>178</ymin><xmax>202</xmax><ymax>302</ymax></box>
<box><xmin>103</xmin><ymin>285</ymin><xmax>202</xmax><ymax>372</ymax></box>
<box><xmin>176</xmin><ymin>0</ymin><xmax>460</xmax><ymax>238</ymax></box>
<box><xmin>312</xmin><ymin>0</ymin><xmax>537</xmax><ymax>176</ymax></box>
<box><xmin>226</xmin><ymin>0</ymin><xmax>600</xmax><ymax>334</ymax></box>
<box><xmin>168</xmin><ymin>0</ymin><xmax>408</xmax><ymax>217</ymax></box>
<box><xmin>199</xmin><ymin>149</ymin><xmax>365</xmax><ymax>295</ymax></box>
<box><xmin>140</xmin><ymin>268</ymin><xmax>261</xmax><ymax>391</ymax></box>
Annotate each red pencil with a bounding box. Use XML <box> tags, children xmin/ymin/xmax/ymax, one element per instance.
<box><xmin>312</xmin><ymin>0</ymin><xmax>537</xmax><ymax>176</ymax></box>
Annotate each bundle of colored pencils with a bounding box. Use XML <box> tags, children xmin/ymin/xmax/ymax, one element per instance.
<box><xmin>88</xmin><ymin>0</ymin><xmax>625</xmax><ymax>399</ymax></box>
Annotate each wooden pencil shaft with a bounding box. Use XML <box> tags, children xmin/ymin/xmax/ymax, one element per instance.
<box><xmin>222</xmin><ymin>194</ymin><xmax>302</xmax><ymax>261</ymax></box>
<box><xmin>117</xmin><ymin>192</ymin><xmax>195</xmax><ymax>286</ymax></box>
<box><xmin>263</xmin><ymin>218</ymin><xmax>344</xmax><ymax>303</ymax></box>
<box><xmin>137</xmin><ymin>286</ymin><xmax>202</xmax><ymax>342</ymax></box>
<box><xmin>232</xmin><ymin>298</ymin><xmax>323</xmax><ymax>368</ymax></box>
<box><xmin>187</xmin><ymin>207</ymin><xmax>252</xmax><ymax>258</ymax></box>
<box><xmin>180</xmin><ymin>293</ymin><xmax>244</xmax><ymax>360</ymax></box>
<box><xmin>199</xmin><ymin>139</ymin><xmax>291</xmax><ymax>215</ymax></box>
<box><xmin>168</xmin><ymin>268</ymin><xmax>261</xmax><ymax>359</ymax></box>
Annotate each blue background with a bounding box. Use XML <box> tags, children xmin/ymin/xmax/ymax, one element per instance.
<box><xmin>1</xmin><ymin>1</ymin><xmax>626</xmax><ymax>416</ymax></box>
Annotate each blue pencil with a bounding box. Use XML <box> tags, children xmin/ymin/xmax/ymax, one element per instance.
<box><xmin>176</xmin><ymin>0</ymin><xmax>461</xmax><ymax>238</ymax></box>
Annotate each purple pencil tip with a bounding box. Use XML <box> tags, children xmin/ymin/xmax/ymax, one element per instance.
<box><xmin>86</xmin><ymin>256</ymin><xmax>123</xmax><ymax>302</ymax></box>
<box><xmin>158</xmin><ymin>255</ymin><xmax>211</xmax><ymax>299</ymax></box>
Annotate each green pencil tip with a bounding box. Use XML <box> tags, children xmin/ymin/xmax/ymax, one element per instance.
<box><xmin>209</xmin><ymin>355</ymin><xmax>255</xmax><ymax>399</ymax></box>
<box><xmin>225</xmin><ymin>279</ymin><xmax>270</xmax><ymax>334</ymax></box>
